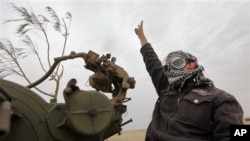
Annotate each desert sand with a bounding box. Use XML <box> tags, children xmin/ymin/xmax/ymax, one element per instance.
<box><xmin>106</xmin><ymin>129</ymin><xmax>146</xmax><ymax>141</ymax></box>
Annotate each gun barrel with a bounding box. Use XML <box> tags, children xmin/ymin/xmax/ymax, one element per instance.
<box><xmin>26</xmin><ymin>52</ymin><xmax>87</xmax><ymax>88</ymax></box>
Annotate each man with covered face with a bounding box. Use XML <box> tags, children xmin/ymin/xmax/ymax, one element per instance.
<box><xmin>134</xmin><ymin>21</ymin><xmax>243</xmax><ymax>141</ymax></box>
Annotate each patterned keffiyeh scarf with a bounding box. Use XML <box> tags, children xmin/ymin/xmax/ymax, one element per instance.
<box><xmin>166</xmin><ymin>65</ymin><xmax>207</xmax><ymax>91</ymax></box>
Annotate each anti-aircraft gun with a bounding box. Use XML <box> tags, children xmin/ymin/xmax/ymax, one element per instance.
<box><xmin>0</xmin><ymin>50</ymin><xmax>135</xmax><ymax>141</ymax></box>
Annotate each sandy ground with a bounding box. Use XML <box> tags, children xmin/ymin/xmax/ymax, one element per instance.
<box><xmin>106</xmin><ymin>129</ymin><xmax>146</xmax><ymax>141</ymax></box>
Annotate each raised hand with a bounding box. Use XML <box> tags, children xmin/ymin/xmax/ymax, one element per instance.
<box><xmin>135</xmin><ymin>21</ymin><xmax>148</xmax><ymax>47</ymax></box>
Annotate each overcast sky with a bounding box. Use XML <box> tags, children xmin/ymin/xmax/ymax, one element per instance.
<box><xmin>1</xmin><ymin>0</ymin><xmax>250</xmax><ymax>130</ymax></box>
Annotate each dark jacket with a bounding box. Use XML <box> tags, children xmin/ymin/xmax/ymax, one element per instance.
<box><xmin>140</xmin><ymin>43</ymin><xmax>244</xmax><ymax>141</ymax></box>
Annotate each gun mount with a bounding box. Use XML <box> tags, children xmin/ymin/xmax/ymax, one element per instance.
<box><xmin>0</xmin><ymin>50</ymin><xmax>135</xmax><ymax>141</ymax></box>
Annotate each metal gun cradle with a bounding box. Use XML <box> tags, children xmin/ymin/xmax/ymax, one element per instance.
<box><xmin>0</xmin><ymin>50</ymin><xmax>135</xmax><ymax>141</ymax></box>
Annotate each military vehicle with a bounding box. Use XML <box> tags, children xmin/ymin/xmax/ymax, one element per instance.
<box><xmin>0</xmin><ymin>50</ymin><xmax>135</xmax><ymax>141</ymax></box>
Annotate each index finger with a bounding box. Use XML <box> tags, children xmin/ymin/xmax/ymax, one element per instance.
<box><xmin>140</xmin><ymin>20</ymin><xmax>143</xmax><ymax>27</ymax></box>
